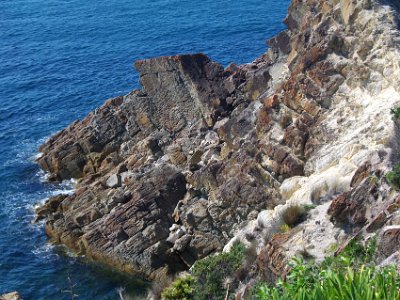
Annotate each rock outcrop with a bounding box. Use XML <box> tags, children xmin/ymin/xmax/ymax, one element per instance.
<box><xmin>36</xmin><ymin>52</ymin><xmax>285</xmax><ymax>279</ymax></box>
<box><xmin>36</xmin><ymin>0</ymin><xmax>400</xmax><ymax>283</ymax></box>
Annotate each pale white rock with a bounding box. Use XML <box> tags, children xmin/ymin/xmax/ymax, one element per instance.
<box><xmin>213</xmin><ymin>117</ymin><xmax>229</xmax><ymax>130</ymax></box>
<box><xmin>106</xmin><ymin>174</ymin><xmax>121</xmax><ymax>188</ymax></box>
<box><xmin>200</xmin><ymin>131</ymin><xmax>220</xmax><ymax>148</ymax></box>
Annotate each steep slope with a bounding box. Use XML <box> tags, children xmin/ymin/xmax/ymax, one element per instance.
<box><xmin>36</xmin><ymin>0</ymin><xmax>400</xmax><ymax>282</ymax></box>
<box><xmin>229</xmin><ymin>0</ymin><xmax>400</xmax><ymax>283</ymax></box>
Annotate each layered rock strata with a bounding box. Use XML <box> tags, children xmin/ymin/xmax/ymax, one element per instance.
<box><xmin>37</xmin><ymin>0</ymin><xmax>400</xmax><ymax>282</ymax></box>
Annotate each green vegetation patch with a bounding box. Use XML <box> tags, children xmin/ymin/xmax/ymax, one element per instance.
<box><xmin>386</xmin><ymin>162</ymin><xmax>400</xmax><ymax>190</ymax></box>
<box><xmin>386</xmin><ymin>106</ymin><xmax>400</xmax><ymax>189</ymax></box>
<box><xmin>161</xmin><ymin>242</ymin><xmax>246</xmax><ymax>300</ymax></box>
<box><xmin>252</xmin><ymin>264</ymin><xmax>400</xmax><ymax>300</ymax></box>
<box><xmin>161</xmin><ymin>275</ymin><xmax>195</xmax><ymax>300</ymax></box>
<box><xmin>391</xmin><ymin>107</ymin><xmax>400</xmax><ymax>120</ymax></box>
<box><xmin>191</xmin><ymin>242</ymin><xmax>246</xmax><ymax>299</ymax></box>
<box><xmin>250</xmin><ymin>237</ymin><xmax>400</xmax><ymax>300</ymax></box>
<box><xmin>161</xmin><ymin>231</ymin><xmax>396</xmax><ymax>300</ymax></box>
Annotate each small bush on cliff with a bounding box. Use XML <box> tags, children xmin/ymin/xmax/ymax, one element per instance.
<box><xmin>387</xmin><ymin>106</ymin><xmax>400</xmax><ymax>189</ymax></box>
<box><xmin>250</xmin><ymin>238</ymin><xmax>400</xmax><ymax>300</ymax></box>
<box><xmin>391</xmin><ymin>107</ymin><xmax>400</xmax><ymax>120</ymax></box>
<box><xmin>161</xmin><ymin>275</ymin><xmax>195</xmax><ymax>300</ymax></box>
<box><xmin>386</xmin><ymin>162</ymin><xmax>400</xmax><ymax>190</ymax></box>
<box><xmin>191</xmin><ymin>242</ymin><xmax>246</xmax><ymax>299</ymax></box>
<box><xmin>161</xmin><ymin>243</ymin><xmax>246</xmax><ymax>300</ymax></box>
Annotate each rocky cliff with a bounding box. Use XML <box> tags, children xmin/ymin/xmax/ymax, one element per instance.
<box><xmin>36</xmin><ymin>0</ymin><xmax>400</xmax><ymax>283</ymax></box>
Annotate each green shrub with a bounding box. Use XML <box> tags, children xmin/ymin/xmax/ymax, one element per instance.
<box><xmin>191</xmin><ymin>242</ymin><xmax>246</xmax><ymax>300</ymax></box>
<box><xmin>386</xmin><ymin>162</ymin><xmax>400</xmax><ymax>190</ymax></box>
<box><xmin>250</xmin><ymin>238</ymin><xmax>400</xmax><ymax>300</ymax></box>
<box><xmin>387</xmin><ymin>106</ymin><xmax>400</xmax><ymax>189</ymax></box>
<box><xmin>302</xmin><ymin>204</ymin><xmax>318</xmax><ymax>211</ymax></box>
<box><xmin>161</xmin><ymin>243</ymin><xmax>246</xmax><ymax>300</ymax></box>
<box><xmin>251</xmin><ymin>237</ymin><xmax>400</xmax><ymax>300</ymax></box>
<box><xmin>391</xmin><ymin>107</ymin><xmax>400</xmax><ymax>120</ymax></box>
<box><xmin>252</xmin><ymin>264</ymin><xmax>400</xmax><ymax>300</ymax></box>
<box><xmin>161</xmin><ymin>275</ymin><xmax>195</xmax><ymax>300</ymax></box>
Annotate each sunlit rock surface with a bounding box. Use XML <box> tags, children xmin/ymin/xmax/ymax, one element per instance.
<box><xmin>36</xmin><ymin>0</ymin><xmax>400</xmax><ymax>281</ymax></box>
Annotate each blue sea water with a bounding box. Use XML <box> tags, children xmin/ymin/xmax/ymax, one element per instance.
<box><xmin>0</xmin><ymin>0</ymin><xmax>289</xmax><ymax>298</ymax></box>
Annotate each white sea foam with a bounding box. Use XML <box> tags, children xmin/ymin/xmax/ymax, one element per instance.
<box><xmin>31</xmin><ymin>152</ymin><xmax>43</xmax><ymax>160</ymax></box>
<box><xmin>35</xmin><ymin>168</ymin><xmax>76</xmax><ymax>194</ymax></box>
<box><xmin>31</xmin><ymin>197</ymin><xmax>50</xmax><ymax>211</ymax></box>
<box><xmin>31</xmin><ymin>243</ymin><xmax>59</xmax><ymax>261</ymax></box>
<box><xmin>35</xmin><ymin>169</ymin><xmax>49</xmax><ymax>182</ymax></box>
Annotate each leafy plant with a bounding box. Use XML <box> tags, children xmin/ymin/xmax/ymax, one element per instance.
<box><xmin>324</xmin><ymin>242</ymin><xmax>338</xmax><ymax>255</ymax></box>
<box><xmin>279</xmin><ymin>224</ymin><xmax>292</xmax><ymax>233</ymax></box>
<box><xmin>161</xmin><ymin>243</ymin><xmax>246</xmax><ymax>300</ymax></box>
<box><xmin>386</xmin><ymin>163</ymin><xmax>400</xmax><ymax>190</ymax></box>
<box><xmin>250</xmin><ymin>238</ymin><xmax>399</xmax><ymax>300</ymax></box>
<box><xmin>369</xmin><ymin>175</ymin><xmax>378</xmax><ymax>187</ymax></box>
<box><xmin>391</xmin><ymin>107</ymin><xmax>400</xmax><ymax>120</ymax></box>
<box><xmin>253</xmin><ymin>266</ymin><xmax>400</xmax><ymax>300</ymax></box>
<box><xmin>191</xmin><ymin>242</ymin><xmax>246</xmax><ymax>300</ymax></box>
<box><xmin>252</xmin><ymin>264</ymin><xmax>400</xmax><ymax>300</ymax></box>
<box><xmin>161</xmin><ymin>275</ymin><xmax>195</xmax><ymax>300</ymax></box>
<box><xmin>302</xmin><ymin>204</ymin><xmax>318</xmax><ymax>211</ymax></box>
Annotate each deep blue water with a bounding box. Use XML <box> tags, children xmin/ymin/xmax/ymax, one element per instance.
<box><xmin>0</xmin><ymin>0</ymin><xmax>289</xmax><ymax>298</ymax></box>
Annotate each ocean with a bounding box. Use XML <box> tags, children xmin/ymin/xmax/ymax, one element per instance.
<box><xmin>0</xmin><ymin>0</ymin><xmax>289</xmax><ymax>298</ymax></box>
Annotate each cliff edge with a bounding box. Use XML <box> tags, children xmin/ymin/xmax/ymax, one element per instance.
<box><xmin>36</xmin><ymin>0</ymin><xmax>400</xmax><ymax>283</ymax></box>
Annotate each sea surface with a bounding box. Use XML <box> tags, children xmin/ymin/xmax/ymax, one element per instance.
<box><xmin>0</xmin><ymin>0</ymin><xmax>289</xmax><ymax>298</ymax></box>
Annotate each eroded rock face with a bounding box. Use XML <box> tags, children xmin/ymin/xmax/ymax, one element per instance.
<box><xmin>37</xmin><ymin>0</ymin><xmax>400</xmax><ymax>281</ymax></box>
<box><xmin>36</xmin><ymin>52</ymin><xmax>286</xmax><ymax>279</ymax></box>
<box><xmin>225</xmin><ymin>0</ymin><xmax>400</xmax><ymax>286</ymax></box>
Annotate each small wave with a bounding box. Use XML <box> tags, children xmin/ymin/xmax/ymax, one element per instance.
<box><xmin>36</xmin><ymin>170</ymin><xmax>76</xmax><ymax>194</ymax></box>
<box><xmin>29</xmin><ymin>133</ymin><xmax>60</xmax><ymax>164</ymax></box>
<box><xmin>31</xmin><ymin>243</ymin><xmax>59</xmax><ymax>260</ymax></box>
<box><xmin>64</xmin><ymin>248</ymin><xmax>80</xmax><ymax>259</ymax></box>
<box><xmin>36</xmin><ymin>169</ymin><xmax>49</xmax><ymax>182</ymax></box>
<box><xmin>61</xmin><ymin>178</ymin><xmax>77</xmax><ymax>188</ymax></box>
<box><xmin>30</xmin><ymin>197</ymin><xmax>50</xmax><ymax>211</ymax></box>
<box><xmin>37</xmin><ymin>134</ymin><xmax>53</xmax><ymax>145</ymax></box>
<box><xmin>30</xmin><ymin>152</ymin><xmax>43</xmax><ymax>161</ymax></box>
<box><xmin>28</xmin><ymin>187</ymin><xmax>75</xmax><ymax>213</ymax></box>
<box><xmin>49</xmin><ymin>188</ymin><xmax>75</xmax><ymax>196</ymax></box>
<box><xmin>28</xmin><ymin>218</ymin><xmax>45</xmax><ymax>232</ymax></box>
<box><xmin>48</xmin><ymin>180</ymin><xmax>76</xmax><ymax>196</ymax></box>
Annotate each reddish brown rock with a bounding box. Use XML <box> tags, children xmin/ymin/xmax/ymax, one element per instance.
<box><xmin>256</xmin><ymin>234</ymin><xmax>290</xmax><ymax>283</ymax></box>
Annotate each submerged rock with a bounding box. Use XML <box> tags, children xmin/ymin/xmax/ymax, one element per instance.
<box><xmin>36</xmin><ymin>0</ymin><xmax>400</xmax><ymax>283</ymax></box>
